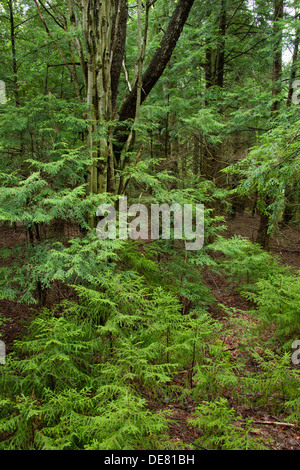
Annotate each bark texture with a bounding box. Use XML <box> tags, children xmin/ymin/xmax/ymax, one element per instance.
<box><xmin>114</xmin><ymin>0</ymin><xmax>195</xmax><ymax>165</ymax></box>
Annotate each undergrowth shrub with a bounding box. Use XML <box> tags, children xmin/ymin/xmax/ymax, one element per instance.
<box><xmin>0</xmin><ymin>246</ymin><xmax>219</xmax><ymax>450</ymax></box>
<box><xmin>0</xmin><ymin>385</ymin><xmax>173</xmax><ymax>450</ymax></box>
<box><xmin>245</xmin><ymin>272</ymin><xmax>300</xmax><ymax>343</ymax></box>
<box><xmin>239</xmin><ymin>349</ymin><xmax>300</xmax><ymax>420</ymax></box>
<box><xmin>189</xmin><ymin>398</ymin><xmax>268</xmax><ymax>450</ymax></box>
<box><xmin>191</xmin><ymin>340</ymin><xmax>241</xmax><ymax>400</ymax></box>
<box><xmin>207</xmin><ymin>235</ymin><xmax>300</xmax><ymax>351</ymax></box>
<box><xmin>0</xmin><ymin>305</ymin><xmax>175</xmax><ymax>450</ymax></box>
<box><xmin>0</xmin><ymin>172</ymin><xmax>298</xmax><ymax>450</ymax></box>
<box><xmin>207</xmin><ymin>235</ymin><xmax>287</xmax><ymax>290</ymax></box>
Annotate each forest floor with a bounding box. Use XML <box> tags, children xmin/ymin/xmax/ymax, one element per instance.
<box><xmin>0</xmin><ymin>211</ymin><xmax>299</xmax><ymax>450</ymax></box>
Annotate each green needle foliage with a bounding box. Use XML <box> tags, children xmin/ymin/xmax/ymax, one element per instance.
<box><xmin>189</xmin><ymin>398</ymin><xmax>268</xmax><ymax>450</ymax></box>
<box><xmin>1</xmin><ymin>0</ymin><xmax>300</xmax><ymax>452</ymax></box>
<box><xmin>246</xmin><ymin>272</ymin><xmax>300</xmax><ymax>343</ymax></box>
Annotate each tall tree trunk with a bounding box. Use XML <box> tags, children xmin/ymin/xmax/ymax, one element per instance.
<box><xmin>113</xmin><ymin>0</ymin><xmax>195</xmax><ymax>166</ymax></box>
<box><xmin>118</xmin><ymin>0</ymin><xmax>150</xmax><ymax>195</ymax></box>
<box><xmin>81</xmin><ymin>0</ymin><xmax>116</xmax><ymax>210</ymax></box>
<box><xmin>271</xmin><ymin>0</ymin><xmax>284</xmax><ymax>115</ymax></box>
<box><xmin>193</xmin><ymin>133</ymin><xmax>200</xmax><ymax>176</ymax></box>
<box><xmin>282</xmin><ymin>184</ymin><xmax>299</xmax><ymax>226</ymax></box>
<box><xmin>256</xmin><ymin>0</ymin><xmax>283</xmax><ymax>250</ymax></box>
<box><xmin>40</xmin><ymin>0</ymin><xmax>195</xmax><ymax>210</ymax></box>
<box><xmin>283</xmin><ymin>15</ymin><xmax>300</xmax><ymax>224</ymax></box>
<box><xmin>215</xmin><ymin>0</ymin><xmax>226</xmax><ymax>88</ymax></box>
<box><xmin>8</xmin><ymin>0</ymin><xmax>20</xmax><ymax>106</ymax></box>
<box><xmin>256</xmin><ymin>196</ymin><xmax>273</xmax><ymax>250</ymax></box>
<box><xmin>201</xmin><ymin>1</ymin><xmax>226</xmax><ymax>181</ymax></box>
<box><xmin>286</xmin><ymin>14</ymin><xmax>300</xmax><ymax>106</ymax></box>
<box><xmin>111</xmin><ymin>0</ymin><xmax>128</xmax><ymax>113</ymax></box>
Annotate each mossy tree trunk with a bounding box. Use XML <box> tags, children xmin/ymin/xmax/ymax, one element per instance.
<box><xmin>82</xmin><ymin>0</ymin><xmax>116</xmax><ymax>203</ymax></box>
<box><xmin>35</xmin><ymin>0</ymin><xmax>195</xmax><ymax>227</ymax></box>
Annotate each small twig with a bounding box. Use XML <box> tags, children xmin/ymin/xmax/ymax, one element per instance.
<box><xmin>254</xmin><ymin>420</ymin><xmax>296</xmax><ymax>427</ymax></box>
<box><xmin>190</xmin><ymin>441</ymin><xmax>213</xmax><ymax>451</ymax></box>
<box><xmin>34</xmin><ymin>0</ymin><xmax>77</xmax><ymax>81</ymax></box>
<box><xmin>206</xmin><ymin>271</ymin><xmax>222</xmax><ymax>294</ymax></box>
<box><xmin>122</xmin><ymin>60</ymin><xmax>132</xmax><ymax>92</ymax></box>
<box><xmin>133</xmin><ymin>144</ymin><xmax>144</xmax><ymax>167</ymax></box>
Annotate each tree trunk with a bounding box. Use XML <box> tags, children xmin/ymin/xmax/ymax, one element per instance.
<box><xmin>256</xmin><ymin>196</ymin><xmax>273</xmax><ymax>251</ymax></box>
<box><xmin>201</xmin><ymin>1</ymin><xmax>226</xmax><ymax>181</ymax></box>
<box><xmin>282</xmin><ymin>184</ymin><xmax>299</xmax><ymax>226</ymax></box>
<box><xmin>215</xmin><ymin>0</ymin><xmax>226</xmax><ymax>88</ymax></box>
<box><xmin>111</xmin><ymin>0</ymin><xmax>128</xmax><ymax>112</ymax></box>
<box><xmin>256</xmin><ymin>0</ymin><xmax>283</xmax><ymax>250</ymax></box>
<box><xmin>286</xmin><ymin>14</ymin><xmax>300</xmax><ymax>107</ymax></box>
<box><xmin>193</xmin><ymin>133</ymin><xmax>200</xmax><ymax>176</ymax></box>
<box><xmin>271</xmin><ymin>0</ymin><xmax>283</xmax><ymax>114</ymax></box>
<box><xmin>113</xmin><ymin>0</ymin><xmax>195</xmax><ymax>166</ymax></box>
<box><xmin>39</xmin><ymin>0</ymin><xmax>195</xmax><ymax>210</ymax></box>
<box><xmin>8</xmin><ymin>0</ymin><xmax>20</xmax><ymax>106</ymax></box>
<box><xmin>81</xmin><ymin>0</ymin><xmax>116</xmax><ymax>210</ymax></box>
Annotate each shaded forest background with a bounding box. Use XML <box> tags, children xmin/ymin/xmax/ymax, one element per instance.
<box><xmin>0</xmin><ymin>0</ymin><xmax>299</xmax><ymax>451</ymax></box>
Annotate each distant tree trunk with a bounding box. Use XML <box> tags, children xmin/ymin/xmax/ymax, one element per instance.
<box><xmin>81</xmin><ymin>0</ymin><xmax>116</xmax><ymax>217</ymax></box>
<box><xmin>8</xmin><ymin>0</ymin><xmax>20</xmax><ymax>106</ymax></box>
<box><xmin>256</xmin><ymin>196</ymin><xmax>273</xmax><ymax>250</ymax></box>
<box><xmin>193</xmin><ymin>133</ymin><xmax>200</xmax><ymax>176</ymax></box>
<box><xmin>286</xmin><ymin>14</ymin><xmax>300</xmax><ymax>107</ymax></box>
<box><xmin>215</xmin><ymin>0</ymin><xmax>226</xmax><ymax>88</ymax></box>
<box><xmin>283</xmin><ymin>16</ymin><xmax>300</xmax><ymax>224</ymax></box>
<box><xmin>256</xmin><ymin>0</ymin><xmax>283</xmax><ymax>250</ymax></box>
<box><xmin>282</xmin><ymin>184</ymin><xmax>299</xmax><ymax>226</ymax></box>
<box><xmin>201</xmin><ymin>1</ymin><xmax>226</xmax><ymax>181</ymax></box>
<box><xmin>204</xmin><ymin>6</ymin><xmax>213</xmax><ymax>107</ymax></box>
<box><xmin>114</xmin><ymin>0</ymin><xmax>195</xmax><ymax>166</ymax></box>
<box><xmin>270</xmin><ymin>0</ymin><xmax>283</xmax><ymax>115</ymax></box>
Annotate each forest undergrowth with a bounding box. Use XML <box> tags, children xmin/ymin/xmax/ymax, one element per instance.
<box><xmin>1</xmin><ymin>0</ymin><xmax>300</xmax><ymax>454</ymax></box>
<box><xmin>0</xmin><ymin>211</ymin><xmax>299</xmax><ymax>451</ymax></box>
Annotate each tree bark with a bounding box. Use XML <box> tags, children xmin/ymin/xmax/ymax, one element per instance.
<box><xmin>35</xmin><ymin>0</ymin><xmax>195</xmax><ymax>202</ymax></box>
<box><xmin>81</xmin><ymin>0</ymin><xmax>116</xmax><ymax>199</ymax></box>
<box><xmin>256</xmin><ymin>0</ymin><xmax>283</xmax><ymax>250</ymax></box>
<box><xmin>113</xmin><ymin>0</ymin><xmax>195</xmax><ymax>166</ymax></box>
<box><xmin>271</xmin><ymin>0</ymin><xmax>283</xmax><ymax>114</ymax></box>
<box><xmin>215</xmin><ymin>0</ymin><xmax>226</xmax><ymax>88</ymax></box>
<box><xmin>111</xmin><ymin>0</ymin><xmax>128</xmax><ymax>112</ymax></box>
<box><xmin>8</xmin><ymin>0</ymin><xmax>20</xmax><ymax>106</ymax></box>
<box><xmin>256</xmin><ymin>196</ymin><xmax>273</xmax><ymax>250</ymax></box>
<box><xmin>286</xmin><ymin>14</ymin><xmax>300</xmax><ymax>107</ymax></box>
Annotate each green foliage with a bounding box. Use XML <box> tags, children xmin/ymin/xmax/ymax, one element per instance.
<box><xmin>0</xmin><ymin>303</ymin><xmax>174</xmax><ymax>450</ymax></box>
<box><xmin>224</xmin><ymin>115</ymin><xmax>300</xmax><ymax>232</ymax></box>
<box><xmin>189</xmin><ymin>398</ymin><xmax>268</xmax><ymax>450</ymax></box>
<box><xmin>0</xmin><ymin>243</ymin><xmax>216</xmax><ymax>449</ymax></box>
<box><xmin>240</xmin><ymin>349</ymin><xmax>300</xmax><ymax>419</ymax></box>
<box><xmin>207</xmin><ymin>235</ymin><xmax>287</xmax><ymax>288</ymax></box>
<box><xmin>192</xmin><ymin>340</ymin><xmax>240</xmax><ymax>400</ymax></box>
<box><xmin>1</xmin><ymin>0</ymin><xmax>299</xmax><ymax>453</ymax></box>
<box><xmin>207</xmin><ymin>234</ymin><xmax>300</xmax><ymax>348</ymax></box>
<box><xmin>0</xmin><ymin>385</ymin><xmax>172</xmax><ymax>451</ymax></box>
<box><xmin>246</xmin><ymin>272</ymin><xmax>300</xmax><ymax>342</ymax></box>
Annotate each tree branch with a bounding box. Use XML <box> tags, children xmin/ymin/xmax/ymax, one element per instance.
<box><xmin>114</xmin><ymin>0</ymin><xmax>195</xmax><ymax>163</ymax></box>
<box><xmin>34</xmin><ymin>0</ymin><xmax>75</xmax><ymax>78</ymax></box>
